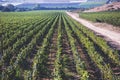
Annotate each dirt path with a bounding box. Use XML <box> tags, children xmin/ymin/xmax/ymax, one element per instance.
<box><xmin>66</xmin><ymin>12</ymin><xmax>120</xmax><ymax>50</ymax></box>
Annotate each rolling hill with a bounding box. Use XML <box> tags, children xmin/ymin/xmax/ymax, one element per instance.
<box><xmin>84</xmin><ymin>2</ymin><xmax>120</xmax><ymax>12</ymax></box>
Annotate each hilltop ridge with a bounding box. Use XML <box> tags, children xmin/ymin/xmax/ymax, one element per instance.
<box><xmin>84</xmin><ymin>2</ymin><xmax>120</xmax><ymax>12</ymax></box>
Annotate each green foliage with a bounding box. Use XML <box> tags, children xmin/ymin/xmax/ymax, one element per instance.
<box><xmin>0</xmin><ymin>11</ymin><xmax>120</xmax><ymax>80</ymax></box>
<box><xmin>63</xmin><ymin>15</ymin><xmax>89</xmax><ymax>80</ymax></box>
<box><xmin>65</xmin><ymin>14</ymin><xmax>120</xmax><ymax>80</ymax></box>
<box><xmin>80</xmin><ymin>11</ymin><xmax>120</xmax><ymax>26</ymax></box>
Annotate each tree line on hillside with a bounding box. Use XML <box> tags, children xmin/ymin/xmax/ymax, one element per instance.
<box><xmin>0</xmin><ymin>4</ymin><xmax>86</xmax><ymax>12</ymax></box>
<box><xmin>0</xmin><ymin>4</ymin><xmax>31</xmax><ymax>12</ymax></box>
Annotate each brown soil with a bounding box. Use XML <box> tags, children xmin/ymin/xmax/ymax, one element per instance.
<box><xmin>92</xmin><ymin>22</ymin><xmax>120</xmax><ymax>33</ymax></box>
<box><xmin>62</xmin><ymin>31</ymin><xmax>80</xmax><ymax>80</ymax></box>
<box><xmin>74</xmin><ymin>34</ymin><xmax>102</xmax><ymax>80</ymax></box>
<box><xmin>45</xmin><ymin>28</ymin><xmax>58</xmax><ymax>80</ymax></box>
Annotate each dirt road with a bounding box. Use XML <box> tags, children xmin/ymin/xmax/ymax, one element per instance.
<box><xmin>66</xmin><ymin>12</ymin><xmax>120</xmax><ymax>50</ymax></box>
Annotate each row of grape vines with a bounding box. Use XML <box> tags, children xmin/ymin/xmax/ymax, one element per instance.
<box><xmin>79</xmin><ymin>12</ymin><xmax>120</xmax><ymax>26</ymax></box>
<box><xmin>0</xmin><ymin>11</ymin><xmax>120</xmax><ymax>80</ymax></box>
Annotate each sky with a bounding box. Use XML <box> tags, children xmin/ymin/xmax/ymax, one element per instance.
<box><xmin>0</xmin><ymin>0</ymin><xmax>88</xmax><ymax>3</ymax></box>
